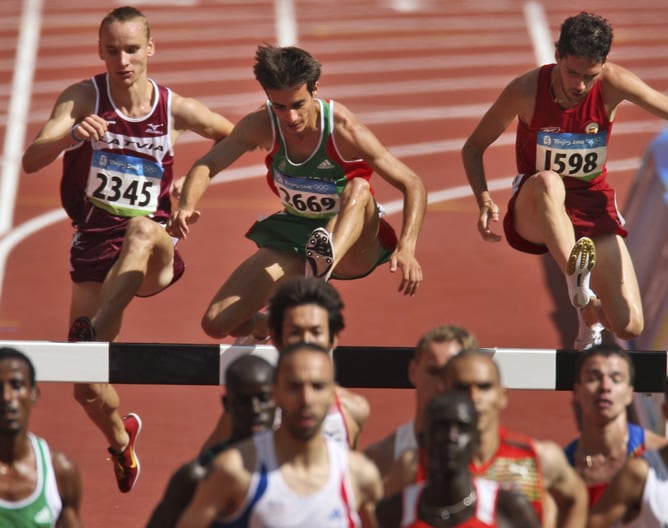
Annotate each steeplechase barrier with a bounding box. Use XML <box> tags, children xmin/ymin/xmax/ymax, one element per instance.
<box><xmin>1</xmin><ymin>340</ymin><xmax>666</xmax><ymax>392</ymax></box>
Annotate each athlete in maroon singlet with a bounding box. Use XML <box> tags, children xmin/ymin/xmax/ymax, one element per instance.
<box><xmin>22</xmin><ymin>7</ymin><xmax>233</xmax><ymax>492</ymax></box>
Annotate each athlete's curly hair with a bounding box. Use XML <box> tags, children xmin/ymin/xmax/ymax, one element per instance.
<box><xmin>555</xmin><ymin>12</ymin><xmax>613</xmax><ymax>64</ymax></box>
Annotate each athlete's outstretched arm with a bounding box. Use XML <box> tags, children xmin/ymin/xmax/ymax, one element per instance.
<box><xmin>169</xmin><ymin>109</ymin><xmax>271</xmax><ymax>239</ymax></box>
<box><xmin>536</xmin><ymin>440</ymin><xmax>589</xmax><ymax>528</ymax></box>
<box><xmin>332</xmin><ymin>101</ymin><xmax>426</xmax><ymax>296</ymax></box>
<box><xmin>170</xmin><ymin>93</ymin><xmax>233</xmax><ymax>142</ymax></box>
<box><xmin>461</xmin><ymin>71</ymin><xmax>533</xmax><ymax>242</ymax></box>
<box><xmin>22</xmin><ymin>82</ymin><xmax>100</xmax><ymax>173</ymax></box>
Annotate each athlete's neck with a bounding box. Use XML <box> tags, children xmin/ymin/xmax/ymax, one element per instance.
<box><xmin>579</xmin><ymin>415</ymin><xmax>630</xmax><ymax>457</ymax></box>
<box><xmin>109</xmin><ymin>77</ymin><xmax>154</xmax><ymax>118</ymax></box>
<box><xmin>273</xmin><ymin>426</ymin><xmax>328</xmax><ymax>467</ymax></box>
<box><xmin>0</xmin><ymin>434</ymin><xmax>32</xmax><ymax>465</ymax></box>
<box><xmin>473</xmin><ymin>425</ymin><xmax>501</xmax><ymax>465</ymax></box>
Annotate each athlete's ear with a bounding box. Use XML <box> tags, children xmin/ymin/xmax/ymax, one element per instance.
<box><xmin>408</xmin><ymin>358</ymin><xmax>418</xmax><ymax>387</ymax></box>
<box><xmin>624</xmin><ymin>384</ymin><xmax>634</xmax><ymax>407</ymax></box>
<box><xmin>269</xmin><ymin>331</ymin><xmax>279</xmax><ymax>349</ymax></box>
<box><xmin>498</xmin><ymin>385</ymin><xmax>508</xmax><ymax>411</ymax></box>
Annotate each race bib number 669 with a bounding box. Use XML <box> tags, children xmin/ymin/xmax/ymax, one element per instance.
<box><xmin>536</xmin><ymin>130</ymin><xmax>608</xmax><ymax>181</ymax></box>
<box><xmin>273</xmin><ymin>170</ymin><xmax>341</xmax><ymax>219</ymax></box>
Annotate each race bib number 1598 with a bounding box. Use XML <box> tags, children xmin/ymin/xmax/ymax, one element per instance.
<box><xmin>536</xmin><ymin>130</ymin><xmax>607</xmax><ymax>181</ymax></box>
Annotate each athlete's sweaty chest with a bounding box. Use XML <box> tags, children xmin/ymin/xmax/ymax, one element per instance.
<box><xmin>283</xmin><ymin>130</ymin><xmax>322</xmax><ymax>164</ymax></box>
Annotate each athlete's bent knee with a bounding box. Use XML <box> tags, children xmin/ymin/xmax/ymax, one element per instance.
<box><xmin>201</xmin><ymin>312</ymin><xmax>231</xmax><ymax>339</ymax></box>
<box><xmin>529</xmin><ymin>170</ymin><xmax>565</xmax><ymax>198</ymax></box>
<box><xmin>341</xmin><ymin>177</ymin><xmax>372</xmax><ymax>203</ymax></box>
<box><xmin>73</xmin><ymin>382</ymin><xmax>102</xmax><ymax>406</ymax></box>
<box><xmin>125</xmin><ymin>217</ymin><xmax>161</xmax><ymax>244</ymax></box>
<box><xmin>609</xmin><ymin>311</ymin><xmax>644</xmax><ymax>341</ymax></box>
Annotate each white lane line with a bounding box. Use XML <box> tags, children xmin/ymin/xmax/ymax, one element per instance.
<box><xmin>0</xmin><ymin>0</ymin><xmax>42</xmax><ymax>236</ymax></box>
<box><xmin>390</xmin><ymin>0</ymin><xmax>420</xmax><ymax>12</ymax></box>
<box><xmin>275</xmin><ymin>0</ymin><xmax>298</xmax><ymax>46</ymax></box>
<box><xmin>115</xmin><ymin>0</ymin><xmax>197</xmax><ymax>4</ymax></box>
<box><xmin>524</xmin><ymin>1</ymin><xmax>553</xmax><ymax>65</ymax></box>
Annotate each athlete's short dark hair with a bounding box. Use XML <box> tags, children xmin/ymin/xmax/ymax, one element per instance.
<box><xmin>0</xmin><ymin>347</ymin><xmax>36</xmax><ymax>387</ymax></box>
<box><xmin>254</xmin><ymin>45</ymin><xmax>321</xmax><ymax>94</ymax></box>
<box><xmin>555</xmin><ymin>12</ymin><xmax>613</xmax><ymax>63</ymax></box>
<box><xmin>573</xmin><ymin>342</ymin><xmax>635</xmax><ymax>386</ymax></box>
<box><xmin>268</xmin><ymin>277</ymin><xmax>344</xmax><ymax>346</ymax></box>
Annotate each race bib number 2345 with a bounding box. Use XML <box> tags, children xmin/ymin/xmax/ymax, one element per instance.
<box><xmin>86</xmin><ymin>150</ymin><xmax>164</xmax><ymax>217</ymax></box>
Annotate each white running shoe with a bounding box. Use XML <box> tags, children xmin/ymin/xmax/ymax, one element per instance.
<box><xmin>305</xmin><ymin>227</ymin><xmax>335</xmax><ymax>280</ymax></box>
<box><xmin>567</xmin><ymin>237</ymin><xmax>596</xmax><ymax>309</ymax></box>
<box><xmin>574</xmin><ymin>313</ymin><xmax>604</xmax><ymax>350</ymax></box>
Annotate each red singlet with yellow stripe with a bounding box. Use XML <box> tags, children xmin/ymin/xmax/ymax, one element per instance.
<box><xmin>416</xmin><ymin>427</ymin><xmax>545</xmax><ymax>522</ymax></box>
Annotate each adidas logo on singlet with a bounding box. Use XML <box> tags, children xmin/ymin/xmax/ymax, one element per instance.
<box><xmin>34</xmin><ymin>506</ymin><xmax>54</xmax><ymax>524</ymax></box>
<box><xmin>317</xmin><ymin>159</ymin><xmax>335</xmax><ymax>170</ymax></box>
<box><xmin>327</xmin><ymin>508</ymin><xmax>344</xmax><ymax>520</ymax></box>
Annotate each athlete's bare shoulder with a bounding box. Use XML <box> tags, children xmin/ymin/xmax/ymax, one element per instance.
<box><xmin>210</xmin><ymin>435</ymin><xmax>257</xmax><ymax>476</ymax></box>
<box><xmin>233</xmin><ymin>103</ymin><xmax>274</xmax><ymax>151</ymax></box>
<box><xmin>50</xmin><ymin>448</ymin><xmax>83</xmax><ymax>515</ymax></box>
<box><xmin>513</xmin><ymin>66</ymin><xmax>541</xmax><ymax>95</ymax></box>
<box><xmin>348</xmin><ymin>450</ymin><xmax>383</xmax><ymax>505</ymax></box>
<box><xmin>55</xmin><ymin>79</ymin><xmax>97</xmax><ymax>116</ymax></box>
<box><xmin>328</xmin><ymin>99</ymin><xmax>362</xmax><ymax>138</ymax></box>
<box><xmin>363</xmin><ymin>431</ymin><xmax>397</xmax><ymax>476</ymax></box>
<box><xmin>508</xmin><ymin>66</ymin><xmax>542</xmax><ymax>123</ymax></box>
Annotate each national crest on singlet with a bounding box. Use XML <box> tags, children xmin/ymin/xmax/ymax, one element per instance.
<box><xmin>264</xmin><ymin>99</ymin><xmax>373</xmax><ymax>220</ymax></box>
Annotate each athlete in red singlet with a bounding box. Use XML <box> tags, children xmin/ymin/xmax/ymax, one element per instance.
<box><xmin>382</xmin><ymin>349</ymin><xmax>588</xmax><ymax>527</ymax></box>
<box><xmin>376</xmin><ymin>392</ymin><xmax>540</xmax><ymax>528</ymax></box>
<box><xmin>444</xmin><ymin>350</ymin><xmax>588</xmax><ymax>527</ymax></box>
<box><xmin>21</xmin><ymin>7</ymin><xmax>233</xmax><ymax>493</ymax></box>
<box><xmin>462</xmin><ymin>12</ymin><xmax>668</xmax><ymax>350</ymax></box>
<box><xmin>365</xmin><ymin>325</ymin><xmax>479</xmax><ymax>484</ymax></box>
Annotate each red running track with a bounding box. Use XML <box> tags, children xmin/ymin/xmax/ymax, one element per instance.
<box><xmin>1</xmin><ymin>1</ymin><xmax>667</xmax><ymax>525</ymax></box>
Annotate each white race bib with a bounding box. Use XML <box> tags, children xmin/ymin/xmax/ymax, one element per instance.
<box><xmin>273</xmin><ymin>170</ymin><xmax>340</xmax><ymax>219</ymax></box>
<box><xmin>536</xmin><ymin>130</ymin><xmax>608</xmax><ymax>180</ymax></box>
<box><xmin>86</xmin><ymin>150</ymin><xmax>163</xmax><ymax>216</ymax></box>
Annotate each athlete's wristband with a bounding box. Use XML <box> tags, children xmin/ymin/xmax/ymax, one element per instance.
<box><xmin>71</xmin><ymin>124</ymin><xmax>83</xmax><ymax>142</ymax></box>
